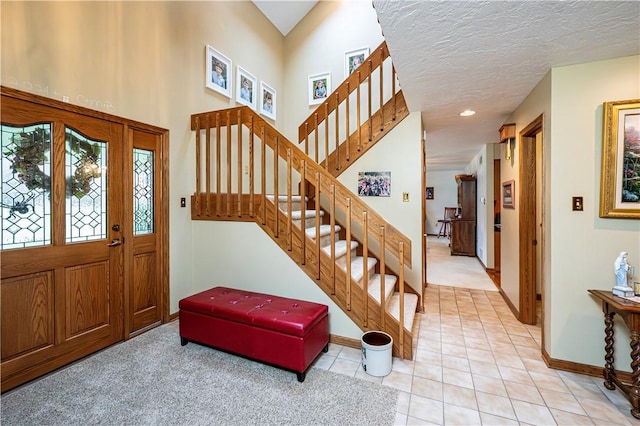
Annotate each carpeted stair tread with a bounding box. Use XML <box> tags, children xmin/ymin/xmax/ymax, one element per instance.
<box><xmin>287</xmin><ymin>210</ymin><xmax>324</xmax><ymax>220</ymax></box>
<box><xmin>340</xmin><ymin>256</ymin><xmax>377</xmax><ymax>282</ymax></box>
<box><xmin>305</xmin><ymin>224</ymin><xmax>341</xmax><ymax>239</ymax></box>
<box><xmin>367</xmin><ymin>274</ymin><xmax>397</xmax><ymax>304</ymax></box>
<box><xmin>265</xmin><ymin>195</ymin><xmax>306</xmax><ymax>202</ymax></box>
<box><xmin>387</xmin><ymin>293</ymin><xmax>419</xmax><ymax>330</ymax></box>
<box><xmin>322</xmin><ymin>240</ymin><xmax>358</xmax><ymax>257</ymax></box>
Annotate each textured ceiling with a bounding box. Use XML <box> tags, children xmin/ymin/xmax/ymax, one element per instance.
<box><xmin>373</xmin><ymin>0</ymin><xmax>640</xmax><ymax>170</ymax></box>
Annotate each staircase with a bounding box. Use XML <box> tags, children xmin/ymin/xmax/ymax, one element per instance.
<box><xmin>189</xmin><ymin>41</ymin><xmax>419</xmax><ymax>359</ymax></box>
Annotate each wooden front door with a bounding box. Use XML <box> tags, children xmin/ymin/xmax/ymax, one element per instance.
<box><xmin>1</xmin><ymin>89</ymin><xmax>170</xmax><ymax>395</ymax></box>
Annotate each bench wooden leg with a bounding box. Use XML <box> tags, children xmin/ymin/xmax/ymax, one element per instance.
<box><xmin>323</xmin><ymin>343</ymin><xmax>329</xmax><ymax>353</ymax></box>
<box><xmin>297</xmin><ymin>371</ymin><xmax>306</xmax><ymax>382</ymax></box>
<box><xmin>180</xmin><ymin>336</ymin><xmax>188</xmax><ymax>346</ymax></box>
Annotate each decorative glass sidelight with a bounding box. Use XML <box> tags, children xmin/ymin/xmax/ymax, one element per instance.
<box><xmin>1</xmin><ymin>123</ymin><xmax>52</xmax><ymax>249</ymax></box>
<box><xmin>133</xmin><ymin>148</ymin><xmax>154</xmax><ymax>235</ymax></box>
<box><xmin>65</xmin><ymin>127</ymin><xmax>107</xmax><ymax>243</ymax></box>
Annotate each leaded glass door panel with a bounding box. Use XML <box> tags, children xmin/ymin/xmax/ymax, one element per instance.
<box><xmin>1</xmin><ymin>94</ymin><xmax>124</xmax><ymax>391</ymax></box>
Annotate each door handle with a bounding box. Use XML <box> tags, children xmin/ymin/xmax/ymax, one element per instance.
<box><xmin>107</xmin><ymin>238</ymin><xmax>123</xmax><ymax>247</ymax></box>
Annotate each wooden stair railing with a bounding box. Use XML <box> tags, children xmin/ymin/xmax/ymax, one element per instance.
<box><xmin>190</xmin><ymin>106</ymin><xmax>416</xmax><ymax>359</ymax></box>
<box><xmin>297</xmin><ymin>41</ymin><xmax>409</xmax><ymax>177</ymax></box>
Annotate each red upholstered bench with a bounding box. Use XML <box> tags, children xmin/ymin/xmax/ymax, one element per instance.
<box><xmin>178</xmin><ymin>286</ymin><xmax>329</xmax><ymax>382</ymax></box>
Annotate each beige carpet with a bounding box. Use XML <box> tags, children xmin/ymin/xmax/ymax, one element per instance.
<box><xmin>426</xmin><ymin>235</ymin><xmax>498</xmax><ymax>291</ymax></box>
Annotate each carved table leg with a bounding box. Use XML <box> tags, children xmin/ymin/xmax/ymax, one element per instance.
<box><xmin>603</xmin><ymin>311</ymin><xmax>616</xmax><ymax>390</ymax></box>
<box><xmin>630</xmin><ymin>330</ymin><xmax>640</xmax><ymax>419</ymax></box>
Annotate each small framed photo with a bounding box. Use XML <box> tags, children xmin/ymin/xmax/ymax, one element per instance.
<box><xmin>308</xmin><ymin>72</ymin><xmax>331</xmax><ymax>105</ymax></box>
<box><xmin>236</xmin><ymin>66</ymin><xmax>257</xmax><ymax>110</ymax></box>
<box><xmin>260</xmin><ymin>81</ymin><xmax>276</xmax><ymax>120</ymax></box>
<box><xmin>426</xmin><ymin>187</ymin><xmax>434</xmax><ymax>200</ymax></box>
<box><xmin>345</xmin><ymin>47</ymin><xmax>369</xmax><ymax>77</ymax></box>
<box><xmin>206</xmin><ymin>45</ymin><xmax>232</xmax><ymax>98</ymax></box>
<box><xmin>358</xmin><ymin>171</ymin><xmax>391</xmax><ymax>197</ymax></box>
<box><xmin>502</xmin><ymin>180</ymin><xmax>515</xmax><ymax>209</ymax></box>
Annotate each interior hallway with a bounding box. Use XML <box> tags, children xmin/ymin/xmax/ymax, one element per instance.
<box><xmin>312</xmin><ymin>237</ymin><xmax>635</xmax><ymax>425</ymax></box>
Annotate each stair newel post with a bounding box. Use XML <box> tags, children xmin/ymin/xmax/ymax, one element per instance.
<box><xmin>367</xmin><ymin>60</ymin><xmax>373</xmax><ymax>141</ymax></box>
<box><xmin>362</xmin><ymin>211</ymin><xmax>369</xmax><ymax>328</ymax></box>
<box><xmin>300</xmin><ymin>159</ymin><xmax>306</xmax><ymax>265</ymax></box>
<box><xmin>356</xmin><ymin>72</ymin><xmax>362</xmax><ymax>152</ymax></box>
<box><xmin>329</xmin><ymin>184</ymin><xmax>336</xmax><ymax>294</ymax></box>
<box><xmin>399</xmin><ymin>240</ymin><xmax>405</xmax><ymax>360</ymax></box>
<box><xmin>345</xmin><ymin>82</ymin><xmax>350</xmax><ymax>162</ymax></box>
<box><xmin>226</xmin><ymin>110</ymin><xmax>232</xmax><ymax>217</ymax></box>
<box><xmin>273</xmin><ymin>136</ymin><xmax>279</xmax><ymax>238</ymax></box>
<box><xmin>334</xmin><ymin>92</ymin><xmax>340</xmax><ymax>171</ymax></box>
<box><xmin>286</xmin><ymin>148</ymin><xmax>293</xmax><ymax>251</ymax></box>
<box><xmin>345</xmin><ymin>197</ymin><xmax>352</xmax><ymax>311</ymax></box>
<box><xmin>379</xmin><ymin>225</ymin><xmax>386</xmax><ymax>329</ymax></box>
<box><xmin>194</xmin><ymin>116</ymin><xmax>202</xmax><ymax>217</ymax></box>
<box><xmin>261</xmin><ymin>125</ymin><xmax>266</xmax><ymax>226</ymax></box>
<box><xmin>216</xmin><ymin>113</ymin><xmax>222</xmax><ymax>217</ymax></box>
<box><xmin>249</xmin><ymin>115</ymin><xmax>255</xmax><ymax>217</ymax></box>
<box><xmin>237</xmin><ymin>109</ymin><xmax>243</xmax><ymax>217</ymax></box>
<box><xmin>315</xmin><ymin>172</ymin><xmax>322</xmax><ymax>280</ymax></box>
<box><xmin>314</xmin><ymin>113</ymin><xmax>319</xmax><ymax>164</ymax></box>
<box><xmin>379</xmin><ymin>50</ymin><xmax>384</xmax><ymax>131</ymax></box>
<box><xmin>324</xmin><ymin>104</ymin><xmax>329</xmax><ymax>171</ymax></box>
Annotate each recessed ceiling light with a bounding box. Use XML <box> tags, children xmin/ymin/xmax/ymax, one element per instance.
<box><xmin>459</xmin><ymin>110</ymin><xmax>476</xmax><ymax>117</ymax></box>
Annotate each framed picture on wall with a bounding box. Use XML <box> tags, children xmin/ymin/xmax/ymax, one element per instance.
<box><xmin>260</xmin><ymin>81</ymin><xmax>276</xmax><ymax>120</ymax></box>
<box><xmin>206</xmin><ymin>45</ymin><xmax>232</xmax><ymax>98</ymax></box>
<box><xmin>503</xmin><ymin>180</ymin><xmax>515</xmax><ymax>209</ymax></box>
<box><xmin>426</xmin><ymin>187</ymin><xmax>434</xmax><ymax>200</ymax></box>
<box><xmin>357</xmin><ymin>171</ymin><xmax>391</xmax><ymax>197</ymax></box>
<box><xmin>599</xmin><ymin>98</ymin><xmax>640</xmax><ymax>218</ymax></box>
<box><xmin>344</xmin><ymin>47</ymin><xmax>369</xmax><ymax>77</ymax></box>
<box><xmin>235</xmin><ymin>66</ymin><xmax>257</xmax><ymax>110</ymax></box>
<box><xmin>308</xmin><ymin>72</ymin><xmax>331</xmax><ymax>105</ymax></box>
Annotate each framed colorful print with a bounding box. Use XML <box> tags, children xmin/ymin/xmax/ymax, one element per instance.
<box><xmin>344</xmin><ymin>47</ymin><xmax>369</xmax><ymax>78</ymax></box>
<box><xmin>206</xmin><ymin>45</ymin><xmax>232</xmax><ymax>98</ymax></box>
<box><xmin>308</xmin><ymin>72</ymin><xmax>331</xmax><ymax>105</ymax></box>
<box><xmin>236</xmin><ymin>66</ymin><xmax>257</xmax><ymax>110</ymax></box>
<box><xmin>259</xmin><ymin>81</ymin><xmax>276</xmax><ymax>120</ymax></box>
<box><xmin>599</xmin><ymin>99</ymin><xmax>640</xmax><ymax>219</ymax></box>
<box><xmin>357</xmin><ymin>171</ymin><xmax>391</xmax><ymax>197</ymax></box>
<box><xmin>502</xmin><ymin>180</ymin><xmax>515</xmax><ymax>209</ymax></box>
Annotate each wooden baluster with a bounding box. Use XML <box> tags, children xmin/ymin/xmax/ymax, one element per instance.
<box><xmin>346</xmin><ymin>81</ymin><xmax>350</xmax><ymax>162</ymax></box>
<box><xmin>357</xmin><ymin>71</ymin><xmax>362</xmax><ymax>151</ymax></box>
<box><xmin>304</xmin><ymin>122</ymin><xmax>309</xmax><ymax>156</ymax></box>
<box><xmin>368</xmin><ymin>60</ymin><xmax>373</xmax><ymax>141</ymax></box>
<box><xmin>379</xmin><ymin>225</ymin><xmax>386</xmax><ymax>329</ymax></box>
<box><xmin>314</xmin><ymin>113</ymin><xmax>319</xmax><ymax>164</ymax></box>
<box><xmin>324</xmin><ymin>104</ymin><xmax>329</xmax><ymax>171</ymax></box>
<box><xmin>216</xmin><ymin>113</ymin><xmax>221</xmax><ymax>216</ymax></box>
<box><xmin>315</xmin><ymin>172</ymin><xmax>321</xmax><ymax>280</ymax></box>
<box><xmin>195</xmin><ymin>116</ymin><xmax>201</xmax><ymax>217</ymax></box>
<box><xmin>261</xmin><ymin>126</ymin><xmax>266</xmax><ymax>225</ymax></box>
<box><xmin>226</xmin><ymin>111</ymin><xmax>232</xmax><ymax>217</ymax></box>
<box><xmin>300</xmin><ymin>160</ymin><xmax>306</xmax><ymax>265</ymax></box>
<box><xmin>362</xmin><ymin>211</ymin><xmax>368</xmax><ymax>328</ymax></box>
<box><xmin>345</xmin><ymin>197</ymin><xmax>352</xmax><ymax>311</ymax></box>
<box><xmin>392</xmin><ymin>65</ymin><xmax>397</xmax><ymax>121</ymax></box>
<box><xmin>274</xmin><ymin>136</ymin><xmax>279</xmax><ymax>238</ymax></box>
<box><xmin>205</xmin><ymin>116</ymin><xmax>212</xmax><ymax>217</ymax></box>
<box><xmin>399</xmin><ymin>241</ymin><xmax>405</xmax><ymax>360</ymax></box>
<box><xmin>249</xmin><ymin>116</ymin><xmax>255</xmax><ymax>217</ymax></box>
<box><xmin>335</xmin><ymin>92</ymin><xmax>340</xmax><ymax>171</ymax></box>
<box><xmin>286</xmin><ymin>148</ymin><xmax>292</xmax><ymax>251</ymax></box>
<box><xmin>379</xmin><ymin>50</ymin><xmax>384</xmax><ymax>131</ymax></box>
<box><xmin>330</xmin><ymin>184</ymin><xmax>336</xmax><ymax>294</ymax></box>
<box><xmin>237</xmin><ymin>110</ymin><xmax>242</xmax><ymax>217</ymax></box>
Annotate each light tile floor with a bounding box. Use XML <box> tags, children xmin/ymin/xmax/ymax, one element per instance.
<box><xmin>312</xmin><ymin>285</ymin><xmax>637</xmax><ymax>425</ymax></box>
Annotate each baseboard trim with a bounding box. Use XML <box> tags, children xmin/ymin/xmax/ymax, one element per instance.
<box><xmin>498</xmin><ymin>288</ymin><xmax>520</xmax><ymax>320</ymax></box>
<box><xmin>330</xmin><ymin>334</ymin><xmax>360</xmax><ymax>349</ymax></box>
<box><xmin>541</xmin><ymin>347</ymin><xmax>633</xmax><ymax>383</ymax></box>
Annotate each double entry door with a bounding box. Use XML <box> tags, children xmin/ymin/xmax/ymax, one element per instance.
<box><xmin>0</xmin><ymin>88</ymin><xmax>168</xmax><ymax>391</ymax></box>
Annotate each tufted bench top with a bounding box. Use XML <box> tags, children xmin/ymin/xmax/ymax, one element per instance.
<box><xmin>179</xmin><ymin>286</ymin><xmax>328</xmax><ymax>338</ymax></box>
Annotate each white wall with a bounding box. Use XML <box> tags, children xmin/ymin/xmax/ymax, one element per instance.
<box><xmin>425</xmin><ymin>170</ymin><xmax>462</xmax><ymax>235</ymax></box>
<box><xmin>548</xmin><ymin>56</ymin><xmax>640</xmax><ymax>366</ymax></box>
<box><xmin>466</xmin><ymin>145</ymin><xmax>495</xmax><ymax>268</ymax></box>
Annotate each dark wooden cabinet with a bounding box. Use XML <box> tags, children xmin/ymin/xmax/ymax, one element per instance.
<box><xmin>451</xmin><ymin>174</ymin><xmax>476</xmax><ymax>256</ymax></box>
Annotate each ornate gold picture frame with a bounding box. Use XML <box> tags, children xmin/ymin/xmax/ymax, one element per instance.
<box><xmin>599</xmin><ymin>99</ymin><xmax>640</xmax><ymax>219</ymax></box>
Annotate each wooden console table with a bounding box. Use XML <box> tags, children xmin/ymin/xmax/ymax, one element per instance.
<box><xmin>588</xmin><ymin>289</ymin><xmax>640</xmax><ymax>419</ymax></box>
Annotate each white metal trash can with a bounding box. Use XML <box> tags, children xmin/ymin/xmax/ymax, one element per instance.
<box><xmin>361</xmin><ymin>330</ymin><xmax>393</xmax><ymax>377</ymax></box>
